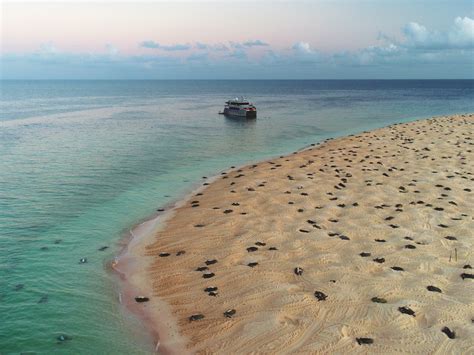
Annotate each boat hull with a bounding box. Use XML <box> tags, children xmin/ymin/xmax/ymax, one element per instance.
<box><xmin>223</xmin><ymin>108</ymin><xmax>257</xmax><ymax>118</ymax></box>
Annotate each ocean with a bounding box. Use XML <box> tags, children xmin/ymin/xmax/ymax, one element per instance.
<box><xmin>1</xmin><ymin>80</ymin><xmax>473</xmax><ymax>354</ymax></box>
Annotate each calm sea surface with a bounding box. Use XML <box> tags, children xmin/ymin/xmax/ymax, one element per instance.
<box><xmin>1</xmin><ymin>80</ymin><xmax>473</xmax><ymax>354</ymax></box>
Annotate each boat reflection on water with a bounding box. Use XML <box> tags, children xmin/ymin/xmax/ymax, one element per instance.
<box><xmin>223</xmin><ymin>114</ymin><xmax>258</xmax><ymax>128</ymax></box>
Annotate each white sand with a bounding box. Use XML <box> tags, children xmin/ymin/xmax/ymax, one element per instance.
<box><xmin>121</xmin><ymin>114</ymin><xmax>474</xmax><ymax>354</ymax></box>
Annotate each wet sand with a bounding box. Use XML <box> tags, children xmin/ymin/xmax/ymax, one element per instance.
<box><xmin>120</xmin><ymin>113</ymin><xmax>474</xmax><ymax>353</ymax></box>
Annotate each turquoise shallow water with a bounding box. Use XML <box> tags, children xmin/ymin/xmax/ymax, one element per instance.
<box><xmin>1</xmin><ymin>80</ymin><xmax>473</xmax><ymax>354</ymax></box>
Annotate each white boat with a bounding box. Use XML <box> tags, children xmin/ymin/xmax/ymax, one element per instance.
<box><xmin>220</xmin><ymin>97</ymin><xmax>257</xmax><ymax>118</ymax></box>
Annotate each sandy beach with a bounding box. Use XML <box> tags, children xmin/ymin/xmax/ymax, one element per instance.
<box><xmin>119</xmin><ymin>113</ymin><xmax>474</xmax><ymax>354</ymax></box>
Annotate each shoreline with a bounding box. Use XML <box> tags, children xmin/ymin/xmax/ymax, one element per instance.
<box><xmin>113</xmin><ymin>171</ymin><xmax>234</xmax><ymax>353</ymax></box>
<box><xmin>113</xmin><ymin>139</ymin><xmax>340</xmax><ymax>353</ymax></box>
<box><xmin>115</xmin><ymin>113</ymin><xmax>474</xmax><ymax>353</ymax></box>
<box><xmin>113</xmin><ymin>133</ymin><xmax>339</xmax><ymax>353</ymax></box>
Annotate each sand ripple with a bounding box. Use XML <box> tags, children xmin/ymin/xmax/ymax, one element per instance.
<box><xmin>137</xmin><ymin>114</ymin><xmax>473</xmax><ymax>353</ymax></box>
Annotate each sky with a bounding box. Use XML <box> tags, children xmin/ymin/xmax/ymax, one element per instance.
<box><xmin>1</xmin><ymin>0</ymin><xmax>473</xmax><ymax>79</ymax></box>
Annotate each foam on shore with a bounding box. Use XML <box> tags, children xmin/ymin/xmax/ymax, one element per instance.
<box><xmin>119</xmin><ymin>114</ymin><xmax>474</xmax><ymax>353</ymax></box>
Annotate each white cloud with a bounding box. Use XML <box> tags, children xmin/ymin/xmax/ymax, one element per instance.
<box><xmin>354</xmin><ymin>43</ymin><xmax>401</xmax><ymax>65</ymax></box>
<box><xmin>448</xmin><ymin>16</ymin><xmax>474</xmax><ymax>48</ymax></box>
<box><xmin>292</xmin><ymin>41</ymin><xmax>313</xmax><ymax>54</ymax></box>
<box><xmin>228</xmin><ymin>40</ymin><xmax>268</xmax><ymax>49</ymax></box>
<box><xmin>39</xmin><ymin>42</ymin><xmax>59</xmax><ymax>55</ymax></box>
<box><xmin>403</xmin><ymin>22</ymin><xmax>430</xmax><ymax>45</ymax></box>
<box><xmin>290</xmin><ymin>42</ymin><xmax>323</xmax><ymax>64</ymax></box>
<box><xmin>140</xmin><ymin>41</ymin><xmax>191</xmax><ymax>51</ymax></box>
<box><xmin>338</xmin><ymin>16</ymin><xmax>474</xmax><ymax>67</ymax></box>
<box><xmin>3</xmin><ymin>17</ymin><xmax>473</xmax><ymax>79</ymax></box>
<box><xmin>402</xmin><ymin>16</ymin><xmax>474</xmax><ymax>49</ymax></box>
<box><xmin>226</xmin><ymin>48</ymin><xmax>248</xmax><ymax>60</ymax></box>
<box><xmin>195</xmin><ymin>42</ymin><xmax>229</xmax><ymax>51</ymax></box>
<box><xmin>105</xmin><ymin>43</ymin><xmax>119</xmax><ymax>56</ymax></box>
<box><xmin>242</xmin><ymin>40</ymin><xmax>269</xmax><ymax>47</ymax></box>
<box><xmin>142</xmin><ymin>40</ymin><xmax>267</xmax><ymax>52</ymax></box>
